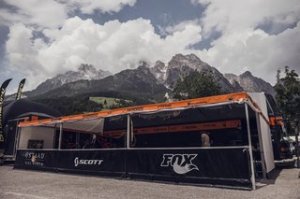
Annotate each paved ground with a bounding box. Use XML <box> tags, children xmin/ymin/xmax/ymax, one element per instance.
<box><xmin>0</xmin><ymin>165</ymin><xmax>299</xmax><ymax>199</ymax></box>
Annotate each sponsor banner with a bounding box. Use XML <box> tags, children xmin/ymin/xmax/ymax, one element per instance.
<box><xmin>15</xmin><ymin>148</ymin><xmax>251</xmax><ymax>187</ymax></box>
<box><xmin>127</xmin><ymin>148</ymin><xmax>251</xmax><ymax>180</ymax></box>
<box><xmin>57</xmin><ymin>150</ymin><xmax>125</xmax><ymax>173</ymax></box>
<box><xmin>15</xmin><ymin>150</ymin><xmax>126</xmax><ymax>175</ymax></box>
<box><xmin>15</xmin><ymin>150</ymin><xmax>57</xmax><ymax>170</ymax></box>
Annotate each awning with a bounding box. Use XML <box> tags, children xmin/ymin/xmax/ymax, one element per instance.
<box><xmin>18</xmin><ymin>92</ymin><xmax>268</xmax><ymax>128</ymax></box>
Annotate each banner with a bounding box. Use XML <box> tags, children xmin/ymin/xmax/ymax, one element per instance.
<box><xmin>16</xmin><ymin>78</ymin><xmax>26</xmax><ymax>100</ymax></box>
<box><xmin>126</xmin><ymin>148</ymin><xmax>251</xmax><ymax>187</ymax></box>
<box><xmin>15</xmin><ymin>147</ymin><xmax>252</xmax><ymax>188</ymax></box>
<box><xmin>14</xmin><ymin>150</ymin><xmax>58</xmax><ymax>171</ymax></box>
<box><xmin>15</xmin><ymin>149</ymin><xmax>126</xmax><ymax>176</ymax></box>
<box><xmin>0</xmin><ymin>78</ymin><xmax>12</xmax><ymax>143</ymax></box>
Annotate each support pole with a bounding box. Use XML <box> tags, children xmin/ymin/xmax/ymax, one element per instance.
<box><xmin>14</xmin><ymin>123</ymin><xmax>21</xmax><ymax>158</ymax></box>
<box><xmin>255</xmin><ymin>112</ymin><xmax>267</xmax><ymax>179</ymax></box>
<box><xmin>127</xmin><ymin>114</ymin><xmax>131</xmax><ymax>149</ymax></box>
<box><xmin>76</xmin><ymin>133</ymin><xmax>79</xmax><ymax>149</ymax></box>
<box><xmin>245</xmin><ymin>103</ymin><xmax>256</xmax><ymax>190</ymax></box>
<box><xmin>58</xmin><ymin>123</ymin><xmax>63</xmax><ymax>150</ymax></box>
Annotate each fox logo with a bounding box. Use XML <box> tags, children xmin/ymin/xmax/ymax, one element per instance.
<box><xmin>161</xmin><ymin>154</ymin><xmax>199</xmax><ymax>174</ymax></box>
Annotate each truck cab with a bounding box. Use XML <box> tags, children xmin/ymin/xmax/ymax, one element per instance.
<box><xmin>265</xmin><ymin>94</ymin><xmax>294</xmax><ymax>166</ymax></box>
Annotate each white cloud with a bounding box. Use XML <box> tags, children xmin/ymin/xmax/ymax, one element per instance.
<box><xmin>3</xmin><ymin>0</ymin><xmax>300</xmax><ymax>93</ymax></box>
<box><xmin>65</xmin><ymin>0</ymin><xmax>137</xmax><ymax>14</ymax></box>
<box><xmin>5</xmin><ymin>17</ymin><xmax>202</xmax><ymax>90</ymax></box>
<box><xmin>198</xmin><ymin>24</ymin><xmax>300</xmax><ymax>83</ymax></box>
<box><xmin>0</xmin><ymin>0</ymin><xmax>67</xmax><ymax>28</ymax></box>
<box><xmin>192</xmin><ymin>0</ymin><xmax>300</xmax><ymax>84</ymax></box>
<box><xmin>0</xmin><ymin>0</ymin><xmax>137</xmax><ymax>28</ymax></box>
<box><xmin>5</xmin><ymin>24</ymin><xmax>47</xmax><ymax>89</ymax></box>
<box><xmin>196</xmin><ymin>0</ymin><xmax>300</xmax><ymax>35</ymax></box>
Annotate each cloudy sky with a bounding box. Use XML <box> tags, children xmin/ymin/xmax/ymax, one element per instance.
<box><xmin>0</xmin><ymin>0</ymin><xmax>299</xmax><ymax>93</ymax></box>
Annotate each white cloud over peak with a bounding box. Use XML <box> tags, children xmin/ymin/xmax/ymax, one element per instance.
<box><xmin>192</xmin><ymin>0</ymin><xmax>300</xmax><ymax>84</ymax></box>
<box><xmin>5</xmin><ymin>17</ymin><xmax>202</xmax><ymax>89</ymax></box>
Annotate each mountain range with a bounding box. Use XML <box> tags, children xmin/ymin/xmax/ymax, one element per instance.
<box><xmin>25</xmin><ymin>64</ymin><xmax>112</xmax><ymax>97</ymax></box>
<box><xmin>8</xmin><ymin>53</ymin><xmax>276</xmax><ymax>114</ymax></box>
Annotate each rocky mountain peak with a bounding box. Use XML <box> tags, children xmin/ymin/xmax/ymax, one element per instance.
<box><xmin>185</xmin><ymin>53</ymin><xmax>202</xmax><ymax>62</ymax></box>
<box><xmin>240</xmin><ymin>71</ymin><xmax>253</xmax><ymax>77</ymax></box>
<box><xmin>22</xmin><ymin>54</ymin><xmax>276</xmax><ymax>102</ymax></box>
<box><xmin>27</xmin><ymin>63</ymin><xmax>112</xmax><ymax>97</ymax></box>
<box><xmin>161</xmin><ymin>54</ymin><xmax>236</xmax><ymax>92</ymax></box>
<box><xmin>78</xmin><ymin>64</ymin><xmax>97</xmax><ymax>73</ymax></box>
<box><xmin>224</xmin><ymin>71</ymin><xmax>275</xmax><ymax>96</ymax></box>
<box><xmin>137</xmin><ymin>61</ymin><xmax>150</xmax><ymax>70</ymax></box>
<box><xmin>150</xmin><ymin>61</ymin><xmax>167</xmax><ymax>84</ymax></box>
<box><xmin>168</xmin><ymin>53</ymin><xmax>209</xmax><ymax>71</ymax></box>
<box><xmin>153</xmin><ymin>61</ymin><xmax>165</xmax><ymax>71</ymax></box>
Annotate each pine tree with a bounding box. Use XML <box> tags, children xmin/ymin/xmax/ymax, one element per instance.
<box><xmin>274</xmin><ymin>66</ymin><xmax>300</xmax><ymax>134</ymax></box>
<box><xmin>173</xmin><ymin>70</ymin><xmax>221</xmax><ymax>100</ymax></box>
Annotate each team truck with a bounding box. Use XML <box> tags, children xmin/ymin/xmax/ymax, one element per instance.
<box><xmin>264</xmin><ymin>94</ymin><xmax>295</xmax><ymax>166</ymax></box>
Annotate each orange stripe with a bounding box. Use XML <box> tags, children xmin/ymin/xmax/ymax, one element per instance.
<box><xmin>103</xmin><ymin>120</ymin><xmax>241</xmax><ymax>138</ymax></box>
<box><xmin>18</xmin><ymin>92</ymin><xmax>249</xmax><ymax>127</ymax></box>
<box><xmin>269</xmin><ymin>116</ymin><xmax>284</xmax><ymax>127</ymax></box>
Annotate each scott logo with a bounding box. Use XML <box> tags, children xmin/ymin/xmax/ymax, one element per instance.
<box><xmin>74</xmin><ymin>157</ymin><xmax>103</xmax><ymax>167</ymax></box>
<box><xmin>161</xmin><ymin>154</ymin><xmax>199</xmax><ymax>174</ymax></box>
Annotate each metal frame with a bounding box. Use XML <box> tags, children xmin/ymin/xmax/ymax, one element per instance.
<box><xmin>127</xmin><ymin>114</ymin><xmax>131</xmax><ymax>149</ymax></box>
<box><xmin>12</xmin><ymin>121</ymin><xmax>21</xmax><ymax>159</ymax></box>
<box><xmin>255</xmin><ymin>112</ymin><xmax>267</xmax><ymax>179</ymax></box>
<box><xmin>245</xmin><ymin>103</ymin><xmax>256</xmax><ymax>190</ymax></box>
<box><xmin>58</xmin><ymin>123</ymin><xmax>63</xmax><ymax>150</ymax></box>
<box><xmin>16</xmin><ymin>145</ymin><xmax>249</xmax><ymax>151</ymax></box>
<box><xmin>15</xmin><ymin>100</ymin><xmax>261</xmax><ymax>190</ymax></box>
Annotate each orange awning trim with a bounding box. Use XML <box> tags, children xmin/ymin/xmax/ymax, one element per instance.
<box><xmin>19</xmin><ymin>92</ymin><xmax>251</xmax><ymax>127</ymax></box>
<box><xmin>269</xmin><ymin>116</ymin><xmax>284</xmax><ymax>127</ymax></box>
<box><xmin>102</xmin><ymin>119</ymin><xmax>241</xmax><ymax>138</ymax></box>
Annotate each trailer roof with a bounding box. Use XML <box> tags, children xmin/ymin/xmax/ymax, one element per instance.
<box><xmin>18</xmin><ymin>92</ymin><xmax>264</xmax><ymax>127</ymax></box>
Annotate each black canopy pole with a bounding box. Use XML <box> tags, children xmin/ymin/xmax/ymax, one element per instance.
<box><xmin>12</xmin><ymin>121</ymin><xmax>21</xmax><ymax>158</ymax></box>
<box><xmin>126</xmin><ymin>114</ymin><xmax>131</xmax><ymax>149</ymax></box>
<box><xmin>245</xmin><ymin>103</ymin><xmax>256</xmax><ymax>190</ymax></box>
<box><xmin>58</xmin><ymin>123</ymin><xmax>63</xmax><ymax>150</ymax></box>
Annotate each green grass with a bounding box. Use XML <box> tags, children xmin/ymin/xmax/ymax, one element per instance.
<box><xmin>89</xmin><ymin>97</ymin><xmax>132</xmax><ymax>109</ymax></box>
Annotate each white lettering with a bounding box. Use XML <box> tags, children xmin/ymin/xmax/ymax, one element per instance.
<box><xmin>74</xmin><ymin>157</ymin><xmax>103</xmax><ymax>167</ymax></box>
<box><xmin>161</xmin><ymin>154</ymin><xmax>199</xmax><ymax>175</ymax></box>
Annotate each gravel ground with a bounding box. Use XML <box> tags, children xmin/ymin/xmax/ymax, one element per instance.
<box><xmin>0</xmin><ymin>165</ymin><xmax>299</xmax><ymax>199</ymax></box>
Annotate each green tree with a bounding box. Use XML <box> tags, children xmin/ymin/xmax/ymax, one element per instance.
<box><xmin>173</xmin><ymin>70</ymin><xmax>221</xmax><ymax>100</ymax></box>
<box><xmin>274</xmin><ymin>66</ymin><xmax>300</xmax><ymax>134</ymax></box>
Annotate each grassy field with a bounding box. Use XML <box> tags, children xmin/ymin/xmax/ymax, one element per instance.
<box><xmin>89</xmin><ymin>97</ymin><xmax>132</xmax><ymax>109</ymax></box>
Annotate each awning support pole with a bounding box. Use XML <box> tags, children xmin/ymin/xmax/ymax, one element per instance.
<box><xmin>58</xmin><ymin>123</ymin><xmax>63</xmax><ymax>150</ymax></box>
<box><xmin>255</xmin><ymin>112</ymin><xmax>267</xmax><ymax>179</ymax></box>
<box><xmin>76</xmin><ymin>132</ymin><xmax>79</xmax><ymax>149</ymax></box>
<box><xmin>127</xmin><ymin>115</ymin><xmax>131</xmax><ymax>149</ymax></box>
<box><xmin>245</xmin><ymin>103</ymin><xmax>256</xmax><ymax>190</ymax></box>
<box><xmin>14</xmin><ymin>123</ymin><xmax>21</xmax><ymax>158</ymax></box>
